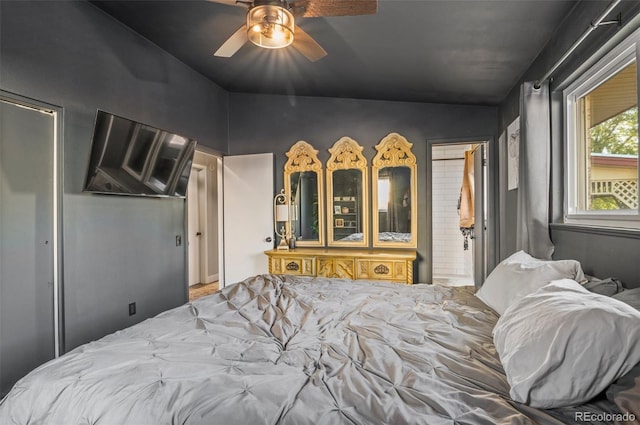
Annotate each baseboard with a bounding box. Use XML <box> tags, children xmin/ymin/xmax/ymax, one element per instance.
<box><xmin>207</xmin><ymin>273</ymin><xmax>219</xmax><ymax>283</ymax></box>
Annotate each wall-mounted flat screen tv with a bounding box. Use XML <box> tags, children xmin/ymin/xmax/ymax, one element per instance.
<box><xmin>83</xmin><ymin>110</ymin><xmax>197</xmax><ymax>197</ymax></box>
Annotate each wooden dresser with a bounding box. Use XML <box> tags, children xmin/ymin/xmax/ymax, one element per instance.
<box><xmin>265</xmin><ymin>248</ymin><xmax>416</xmax><ymax>284</ymax></box>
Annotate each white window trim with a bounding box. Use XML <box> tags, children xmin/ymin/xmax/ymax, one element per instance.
<box><xmin>563</xmin><ymin>27</ymin><xmax>640</xmax><ymax>230</ymax></box>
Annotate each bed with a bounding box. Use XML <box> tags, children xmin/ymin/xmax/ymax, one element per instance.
<box><xmin>0</xmin><ymin>272</ymin><xmax>637</xmax><ymax>424</ymax></box>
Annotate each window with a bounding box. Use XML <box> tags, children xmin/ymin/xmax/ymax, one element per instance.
<box><xmin>378</xmin><ymin>177</ymin><xmax>390</xmax><ymax>211</ymax></box>
<box><xmin>565</xmin><ymin>31</ymin><xmax>639</xmax><ymax>229</ymax></box>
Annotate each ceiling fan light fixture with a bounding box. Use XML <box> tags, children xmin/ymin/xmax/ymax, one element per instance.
<box><xmin>247</xmin><ymin>5</ymin><xmax>294</xmax><ymax>49</ymax></box>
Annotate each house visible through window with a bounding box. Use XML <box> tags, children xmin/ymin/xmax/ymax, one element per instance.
<box><xmin>565</xmin><ymin>31</ymin><xmax>640</xmax><ymax>229</ymax></box>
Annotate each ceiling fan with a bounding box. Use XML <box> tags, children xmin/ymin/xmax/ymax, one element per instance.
<box><xmin>210</xmin><ymin>0</ymin><xmax>377</xmax><ymax>62</ymax></box>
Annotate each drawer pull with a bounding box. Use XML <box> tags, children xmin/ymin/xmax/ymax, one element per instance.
<box><xmin>286</xmin><ymin>261</ymin><xmax>300</xmax><ymax>271</ymax></box>
<box><xmin>374</xmin><ymin>264</ymin><xmax>389</xmax><ymax>275</ymax></box>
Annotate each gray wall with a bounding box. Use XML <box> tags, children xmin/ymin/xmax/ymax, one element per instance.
<box><xmin>497</xmin><ymin>1</ymin><xmax>640</xmax><ymax>287</ymax></box>
<box><xmin>551</xmin><ymin>225</ymin><xmax>640</xmax><ymax>287</ymax></box>
<box><xmin>0</xmin><ymin>1</ymin><xmax>229</xmax><ymax>351</ymax></box>
<box><xmin>228</xmin><ymin>93</ymin><xmax>498</xmax><ymax>282</ymax></box>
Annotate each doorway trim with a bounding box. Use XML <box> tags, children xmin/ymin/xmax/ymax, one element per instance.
<box><xmin>426</xmin><ymin>136</ymin><xmax>499</xmax><ymax>286</ymax></box>
<box><xmin>216</xmin><ymin>154</ymin><xmax>224</xmax><ymax>287</ymax></box>
<box><xmin>187</xmin><ymin>164</ymin><xmax>207</xmax><ymax>286</ymax></box>
<box><xmin>184</xmin><ymin>147</ymin><xmax>224</xmax><ymax>300</ymax></box>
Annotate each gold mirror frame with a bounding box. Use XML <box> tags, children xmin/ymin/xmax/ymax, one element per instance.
<box><xmin>284</xmin><ymin>140</ymin><xmax>325</xmax><ymax>247</ymax></box>
<box><xmin>371</xmin><ymin>133</ymin><xmax>418</xmax><ymax>248</ymax></box>
<box><xmin>326</xmin><ymin>137</ymin><xmax>369</xmax><ymax>247</ymax></box>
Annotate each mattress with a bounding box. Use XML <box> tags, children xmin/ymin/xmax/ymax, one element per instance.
<box><xmin>0</xmin><ymin>274</ymin><xmax>621</xmax><ymax>424</ymax></box>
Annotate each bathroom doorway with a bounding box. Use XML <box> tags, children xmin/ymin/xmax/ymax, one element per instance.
<box><xmin>430</xmin><ymin>142</ymin><xmax>487</xmax><ymax>287</ymax></box>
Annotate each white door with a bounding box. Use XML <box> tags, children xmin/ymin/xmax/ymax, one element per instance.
<box><xmin>187</xmin><ymin>167</ymin><xmax>202</xmax><ymax>286</ymax></box>
<box><xmin>223</xmin><ymin>153</ymin><xmax>274</xmax><ymax>286</ymax></box>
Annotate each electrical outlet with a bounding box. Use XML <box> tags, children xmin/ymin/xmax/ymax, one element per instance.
<box><xmin>129</xmin><ymin>302</ymin><xmax>136</xmax><ymax>316</ymax></box>
<box><xmin>176</xmin><ymin>235</ymin><xmax>182</xmax><ymax>246</ymax></box>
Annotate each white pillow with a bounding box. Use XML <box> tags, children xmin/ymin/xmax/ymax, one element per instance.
<box><xmin>475</xmin><ymin>250</ymin><xmax>585</xmax><ymax>315</ymax></box>
<box><xmin>493</xmin><ymin>279</ymin><xmax>640</xmax><ymax>408</ymax></box>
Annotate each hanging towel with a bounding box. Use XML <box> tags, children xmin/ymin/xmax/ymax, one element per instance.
<box><xmin>458</xmin><ymin>149</ymin><xmax>475</xmax><ymax>250</ymax></box>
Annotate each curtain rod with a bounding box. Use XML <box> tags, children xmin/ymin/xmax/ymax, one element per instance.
<box><xmin>534</xmin><ymin>0</ymin><xmax>622</xmax><ymax>89</ymax></box>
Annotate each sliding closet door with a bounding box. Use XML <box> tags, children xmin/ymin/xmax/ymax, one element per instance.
<box><xmin>0</xmin><ymin>98</ymin><xmax>56</xmax><ymax>395</ymax></box>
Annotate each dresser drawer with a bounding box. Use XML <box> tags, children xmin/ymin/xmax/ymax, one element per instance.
<box><xmin>316</xmin><ymin>257</ymin><xmax>355</xmax><ymax>279</ymax></box>
<box><xmin>270</xmin><ymin>256</ymin><xmax>315</xmax><ymax>276</ymax></box>
<box><xmin>356</xmin><ymin>259</ymin><xmax>409</xmax><ymax>283</ymax></box>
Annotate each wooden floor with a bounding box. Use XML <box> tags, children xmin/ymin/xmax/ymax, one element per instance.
<box><xmin>189</xmin><ymin>282</ymin><xmax>219</xmax><ymax>301</ymax></box>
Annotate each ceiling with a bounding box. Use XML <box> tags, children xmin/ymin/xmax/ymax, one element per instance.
<box><xmin>92</xmin><ymin>0</ymin><xmax>578</xmax><ymax>106</ymax></box>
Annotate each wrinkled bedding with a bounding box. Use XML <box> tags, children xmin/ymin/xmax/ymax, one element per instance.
<box><xmin>0</xmin><ymin>274</ymin><xmax>622</xmax><ymax>424</ymax></box>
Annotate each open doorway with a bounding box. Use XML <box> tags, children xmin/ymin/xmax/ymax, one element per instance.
<box><xmin>186</xmin><ymin>149</ymin><xmax>223</xmax><ymax>301</ymax></box>
<box><xmin>430</xmin><ymin>142</ymin><xmax>487</xmax><ymax>287</ymax></box>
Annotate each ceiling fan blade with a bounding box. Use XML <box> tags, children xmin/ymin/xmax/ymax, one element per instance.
<box><xmin>292</xmin><ymin>27</ymin><xmax>327</xmax><ymax>62</ymax></box>
<box><xmin>206</xmin><ymin>0</ymin><xmax>250</xmax><ymax>7</ymax></box>
<box><xmin>289</xmin><ymin>0</ymin><xmax>377</xmax><ymax>17</ymax></box>
<box><xmin>214</xmin><ymin>24</ymin><xmax>248</xmax><ymax>57</ymax></box>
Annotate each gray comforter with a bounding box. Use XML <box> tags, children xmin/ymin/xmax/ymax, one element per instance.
<box><xmin>0</xmin><ymin>274</ymin><xmax>621</xmax><ymax>424</ymax></box>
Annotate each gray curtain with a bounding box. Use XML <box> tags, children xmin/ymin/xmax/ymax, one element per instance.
<box><xmin>516</xmin><ymin>81</ymin><xmax>555</xmax><ymax>259</ymax></box>
<box><xmin>387</xmin><ymin>172</ymin><xmax>400</xmax><ymax>232</ymax></box>
<box><xmin>386</xmin><ymin>168</ymin><xmax>411</xmax><ymax>233</ymax></box>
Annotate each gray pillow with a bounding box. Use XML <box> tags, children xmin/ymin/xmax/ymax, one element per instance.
<box><xmin>583</xmin><ymin>276</ymin><xmax>625</xmax><ymax>297</ymax></box>
<box><xmin>493</xmin><ymin>279</ymin><xmax>640</xmax><ymax>408</ymax></box>
<box><xmin>613</xmin><ymin>288</ymin><xmax>640</xmax><ymax>311</ymax></box>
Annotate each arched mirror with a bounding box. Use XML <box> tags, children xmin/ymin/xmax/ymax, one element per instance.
<box><xmin>284</xmin><ymin>141</ymin><xmax>325</xmax><ymax>247</ymax></box>
<box><xmin>372</xmin><ymin>133</ymin><xmax>417</xmax><ymax>248</ymax></box>
<box><xmin>326</xmin><ymin>137</ymin><xmax>368</xmax><ymax>247</ymax></box>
